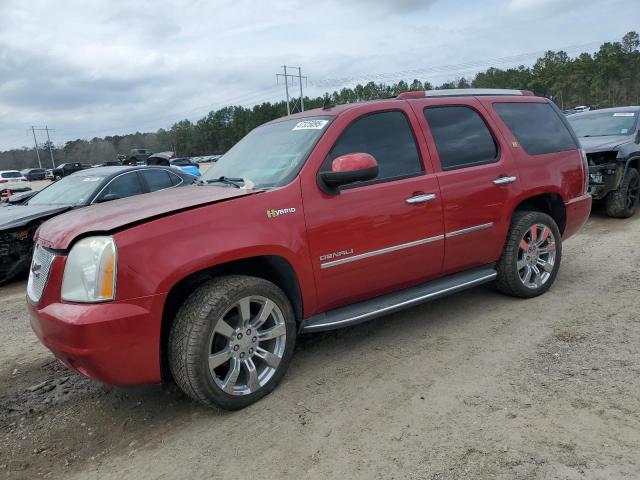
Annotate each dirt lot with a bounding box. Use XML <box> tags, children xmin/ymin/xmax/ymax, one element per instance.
<box><xmin>1</xmin><ymin>204</ymin><xmax>639</xmax><ymax>479</ymax></box>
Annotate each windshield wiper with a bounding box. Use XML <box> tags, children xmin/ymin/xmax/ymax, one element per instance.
<box><xmin>198</xmin><ymin>176</ymin><xmax>245</xmax><ymax>188</ymax></box>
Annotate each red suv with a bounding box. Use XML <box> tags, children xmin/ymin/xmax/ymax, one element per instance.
<box><xmin>27</xmin><ymin>89</ymin><xmax>591</xmax><ymax>410</ymax></box>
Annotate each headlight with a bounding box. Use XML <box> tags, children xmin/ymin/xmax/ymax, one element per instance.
<box><xmin>61</xmin><ymin>236</ymin><xmax>117</xmax><ymax>303</ymax></box>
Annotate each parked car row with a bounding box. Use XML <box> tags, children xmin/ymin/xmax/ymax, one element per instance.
<box><xmin>24</xmin><ymin>88</ymin><xmax>594</xmax><ymax>411</ymax></box>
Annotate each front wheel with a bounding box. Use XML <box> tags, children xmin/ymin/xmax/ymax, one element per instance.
<box><xmin>168</xmin><ymin>275</ymin><xmax>296</xmax><ymax>410</ymax></box>
<box><xmin>605</xmin><ymin>167</ymin><xmax>639</xmax><ymax>218</ymax></box>
<box><xmin>496</xmin><ymin>211</ymin><xmax>562</xmax><ymax>298</ymax></box>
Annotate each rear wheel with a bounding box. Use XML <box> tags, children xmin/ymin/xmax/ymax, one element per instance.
<box><xmin>168</xmin><ymin>275</ymin><xmax>296</xmax><ymax>410</ymax></box>
<box><xmin>496</xmin><ymin>211</ymin><xmax>562</xmax><ymax>298</ymax></box>
<box><xmin>605</xmin><ymin>167</ymin><xmax>639</xmax><ymax>218</ymax></box>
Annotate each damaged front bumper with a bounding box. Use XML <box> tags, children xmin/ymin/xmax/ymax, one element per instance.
<box><xmin>587</xmin><ymin>151</ymin><xmax>624</xmax><ymax>200</ymax></box>
<box><xmin>0</xmin><ymin>227</ymin><xmax>35</xmax><ymax>283</ymax></box>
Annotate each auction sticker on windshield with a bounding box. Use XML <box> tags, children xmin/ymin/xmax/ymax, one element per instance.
<box><xmin>613</xmin><ymin>112</ymin><xmax>635</xmax><ymax>117</ymax></box>
<box><xmin>292</xmin><ymin>120</ymin><xmax>329</xmax><ymax>130</ymax></box>
<box><xmin>82</xmin><ymin>177</ymin><xmax>103</xmax><ymax>182</ymax></box>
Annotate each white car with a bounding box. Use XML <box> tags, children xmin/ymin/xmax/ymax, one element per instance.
<box><xmin>0</xmin><ymin>170</ymin><xmax>31</xmax><ymax>193</ymax></box>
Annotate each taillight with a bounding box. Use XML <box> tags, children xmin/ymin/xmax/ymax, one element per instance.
<box><xmin>21</xmin><ymin>178</ymin><xmax>28</xmax><ymax>182</ymax></box>
<box><xmin>580</xmin><ymin>149</ymin><xmax>589</xmax><ymax>195</ymax></box>
<box><xmin>0</xmin><ymin>179</ymin><xmax>7</xmax><ymax>183</ymax></box>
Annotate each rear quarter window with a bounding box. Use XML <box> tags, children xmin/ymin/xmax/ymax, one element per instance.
<box><xmin>494</xmin><ymin>102</ymin><xmax>577</xmax><ymax>155</ymax></box>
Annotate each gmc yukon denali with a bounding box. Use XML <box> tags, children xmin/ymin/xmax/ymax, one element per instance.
<box><xmin>27</xmin><ymin>89</ymin><xmax>592</xmax><ymax>410</ymax></box>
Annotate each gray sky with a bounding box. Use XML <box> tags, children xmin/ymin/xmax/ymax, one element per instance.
<box><xmin>1</xmin><ymin>0</ymin><xmax>638</xmax><ymax>151</ymax></box>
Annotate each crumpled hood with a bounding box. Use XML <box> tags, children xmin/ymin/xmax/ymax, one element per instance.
<box><xmin>579</xmin><ymin>135</ymin><xmax>631</xmax><ymax>153</ymax></box>
<box><xmin>0</xmin><ymin>203</ymin><xmax>73</xmax><ymax>230</ymax></box>
<box><xmin>36</xmin><ymin>185</ymin><xmax>260</xmax><ymax>250</ymax></box>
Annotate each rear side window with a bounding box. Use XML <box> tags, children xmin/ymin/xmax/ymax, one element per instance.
<box><xmin>100</xmin><ymin>172</ymin><xmax>144</xmax><ymax>199</ymax></box>
<box><xmin>494</xmin><ymin>102</ymin><xmax>577</xmax><ymax>155</ymax></box>
<box><xmin>326</xmin><ymin>111</ymin><xmax>423</xmax><ymax>182</ymax></box>
<box><xmin>143</xmin><ymin>169</ymin><xmax>174</xmax><ymax>191</ymax></box>
<box><xmin>423</xmin><ymin>106</ymin><xmax>498</xmax><ymax>170</ymax></box>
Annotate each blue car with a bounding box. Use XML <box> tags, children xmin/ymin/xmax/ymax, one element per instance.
<box><xmin>170</xmin><ymin>158</ymin><xmax>201</xmax><ymax>177</ymax></box>
<box><xmin>146</xmin><ymin>153</ymin><xmax>201</xmax><ymax>177</ymax></box>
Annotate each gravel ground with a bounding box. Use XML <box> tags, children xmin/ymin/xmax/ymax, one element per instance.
<box><xmin>1</xmin><ymin>204</ymin><xmax>639</xmax><ymax>479</ymax></box>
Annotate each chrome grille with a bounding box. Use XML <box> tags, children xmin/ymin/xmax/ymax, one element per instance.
<box><xmin>27</xmin><ymin>245</ymin><xmax>55</xmax><ymax>303</ymax></box>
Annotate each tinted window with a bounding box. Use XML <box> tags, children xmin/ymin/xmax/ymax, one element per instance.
<box><xmin>1</xmin><ymin>171</ymin><xmax>22</xmax><ymax>178</ymax></box>
<box><xmin>169</xmin><ymin>171</ymin><xmax>182</xmax><ymax>186</ymax></box>
<box><xmin>423</xmin><ymin>106</ymin><xmax>498</xmax><ymax>170</ymax></box>
<box><xmin>100</xmin><ymin>173</ymin><xmax>143</xmax><ymax>199</ymax></box>
<box><xmin>326</xmin><ymin>111</ymin><xmax>422</xmax><ymax>182</ymax></box>
<box><xmin>495</xmin><ymin>103</ymin><xmax>577</xmax><ymax>155</ymax></box>
<box><xmin>143</xmin><ymin>169</ymin><xmax>174</xmax><ymax>191</ymax></box>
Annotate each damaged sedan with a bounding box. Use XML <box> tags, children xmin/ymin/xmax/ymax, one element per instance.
<box><xmin>568</xmin><ymin>107</ymin><xmax>640</xmax><ymax>218</ymax></box>
<box><xmin>0</xmin><ymin>165</ymin><xmax>195</xmax><ymax>283</ymax></box>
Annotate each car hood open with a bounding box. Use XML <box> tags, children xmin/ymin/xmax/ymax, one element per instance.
<box><xmin>36</xmin><ymin>185</ymin><xmax>260</xmax><ymax>250</ymax></box>
<box><xmin>0</xmin><ymin>204</ymin><xmax>73</xmax><ymax>231</ymax></box>
<box><xmin>579</xmin><ymin>135</ymin><xmax>631</xmax><ymax>153</ymax></box>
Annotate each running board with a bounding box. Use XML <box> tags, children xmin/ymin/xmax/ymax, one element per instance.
<box><xmin>300</xmin><ymin>266</ymin><xmax>497</xmax><ymax>333</ymax></box>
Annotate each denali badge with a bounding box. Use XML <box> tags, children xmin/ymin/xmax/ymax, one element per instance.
<box><xmin>319</xmin><ymin>249</ymin><xmax>354</xmax><ymax>261</ymax></box>
<box><xmin>266</xmin><ymin>207</ymin><xmax>296</xmax><ymax>219</ymax></box>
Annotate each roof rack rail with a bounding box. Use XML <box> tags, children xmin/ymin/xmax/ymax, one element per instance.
<box><xmin>397</xmin><ymin>88</ymin><xmax>534</xmax><ymax>99</ymax></box>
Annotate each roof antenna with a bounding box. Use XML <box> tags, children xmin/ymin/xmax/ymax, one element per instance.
<box><xmin>322</xmin><ymin>94</ymin><xmax>334</xmax><ymax>110</ymax></box>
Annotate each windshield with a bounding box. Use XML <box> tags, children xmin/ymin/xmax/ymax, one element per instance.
<box><xmin>568</xmin><ymin>111</ymin><xmax>638</xmax><ymax>137</ymax></box>
<box><xmin>1</xmin><ymin>171</ymin><xmax>22</xmax><ymax>179</ymax></box>
<box><xmin>28</xmin><ymin>175</ymin><xmax>106</xmax><ymax>206</ymax></box>
<box><xmin>200</xmin><ymin>116</ymin><xmax>332</xmax><ymax>188</ymax></box>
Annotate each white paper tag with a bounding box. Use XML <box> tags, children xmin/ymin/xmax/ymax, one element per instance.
<box><xmin>613</xmin><ymin>112</ymin><xmax>635</xmax><ymax>117</ymax></box>
<box><xmin>292</xmin><ymin>120</ymin><xmax>328</xmax><ymax>131</ymax></box>
<box><xmin>83</xmin><ymin>177</ymin><xmax>102</xmax><ymax>182</ymax></box>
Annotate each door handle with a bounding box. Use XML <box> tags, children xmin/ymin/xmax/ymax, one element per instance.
<box><xmin>493</xmin><ymin>176</ymin><xmax>517</xmax><ymax>185</ymax></box>
<box><xmin>406</xmin><ymin>193</ymin><xmax>437</xmax><ymax>204</ymax></box>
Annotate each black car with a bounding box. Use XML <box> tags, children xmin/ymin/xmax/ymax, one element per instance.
<box><xmin>0</xmin><ymin>166</ymin><xmax>196</xmax><ymax>283</ymax></box>
<box><xmin>20</xmin><ymin>168</ymin><xmax>47</xmax><ymax>181</ymax></box>
<box><xmin>51</xmin><ymin>163</ymin><xmax>86</xmax><ymax>180</ymax></box>
<box><xmin>568</xmin><ymin>107</ymin><xmax>640</xmax><ymax>218</ymax></box>
<box><xmin>126</xmin><ymin>148</ymin><xmax>153</xmax><ymax>165</ymax></box>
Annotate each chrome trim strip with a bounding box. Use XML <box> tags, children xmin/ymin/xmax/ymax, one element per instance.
<box><xmin>446</xmin><ymin>222</ymin><xmax>493</xmax><ymax>238</ymax></box>
<box><xmin>304</xmin><ymin>272</ymin><xmax>497</xmax><ymax>330</ymax></box>
<box><xmin>320</xmin><ymin>234</ymin><xmax>444</xmax><ymax>269</ymax></box>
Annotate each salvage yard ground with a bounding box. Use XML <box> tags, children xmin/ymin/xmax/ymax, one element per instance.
<box><xmin>1</xmin><ymin>204</ymin><xmax>639</xmax><ymax>479</ymax></box>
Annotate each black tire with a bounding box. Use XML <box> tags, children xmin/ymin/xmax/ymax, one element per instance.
<box><xmin>496</xmin><ymin>211</ymin><xmax>562</xmax><ymax>298</ymax></box>
<box><xmin>605</xmin><ymin>167</ymin><xmax>640</xmax><ymax>218</ymax></box>
<box><xmin>54</xmin><ymin>175</ymin><xmax>61</xmax><ymax>181</ymax></box>
<box><xmin>168</xmin><ymin>275</ymin><xmax>296</xmax><ymax>410</ymax></box>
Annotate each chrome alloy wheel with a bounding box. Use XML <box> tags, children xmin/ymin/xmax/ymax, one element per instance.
<box><xmin>208</xmin><ymin>296</ymin><xmax>287</xmax><ymax>396</ymax></box>
<box><xmin>517</xmin><ymin>223</ymin><xmax>557</xmax><ymax>289</ymax></box>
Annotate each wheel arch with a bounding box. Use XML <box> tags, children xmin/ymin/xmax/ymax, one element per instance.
<box><xmin>511</xmin><ymin>192</ymin><xmax>566</xmax><ymax>234</ymax></box>
<box><xmin>159</xmin><ymin>255</ymin><xmax>303</xmax><ymax>382</ymax></box>
<box><xmin>625</xmin><ymin>155</ymin><xmax>640</xmax><ymax>173</ymax></box>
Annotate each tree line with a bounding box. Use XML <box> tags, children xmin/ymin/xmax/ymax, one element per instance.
<box><xmin>2</xmin><ymin>32</ymin><xmax>638</xmax><ymax>171</ymax></box>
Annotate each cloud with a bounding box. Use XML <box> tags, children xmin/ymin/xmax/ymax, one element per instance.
<box><xmin>0</xmin><ymin>0</ymin><xmax>638</xmax><ymax>151</ymax></box>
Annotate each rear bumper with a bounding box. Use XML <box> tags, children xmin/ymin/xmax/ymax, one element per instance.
<box><xmin>28</xmin><ymin>293</ymin><xmax>166</xmax><ymax>385</ymax></box>
<box><xmin>563</xmin><ymin>194</ymin><xmax>592</xmax><ymax>240</ymax></box>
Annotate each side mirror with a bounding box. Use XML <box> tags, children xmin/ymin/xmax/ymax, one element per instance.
<box><xmin>318</xmin><ymin>153</ymin><xmax>379</xmax><ymax>194</ymax></box>
<box><xmin>97</xmin><ymin>193</ymin><xmax>121</xmax><ymax>203</ymax></box>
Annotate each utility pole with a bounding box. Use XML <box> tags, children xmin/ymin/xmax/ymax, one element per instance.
<box><xmin>297</xmin><ymin>66</ymin><xmax>305</xmax><ymax>112</ymax></box>
<box><xmin>44</xmin><ymin>126</ymin><xmax>56</xmax><ymax>168</ymax></box>
<box><xmin>30</xmin><ymin>126</ymin><xmax>42</xmax><ymax>169</ymax></box>
<box><xmin>31</xmin><ymin>126</ymin><xmax>56</xmax><ymax>168</ymax></box>
<box><xmin>276</xmin><ymin>65</ymin><xmax>307</xmax><ymax>116</ymax></box>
